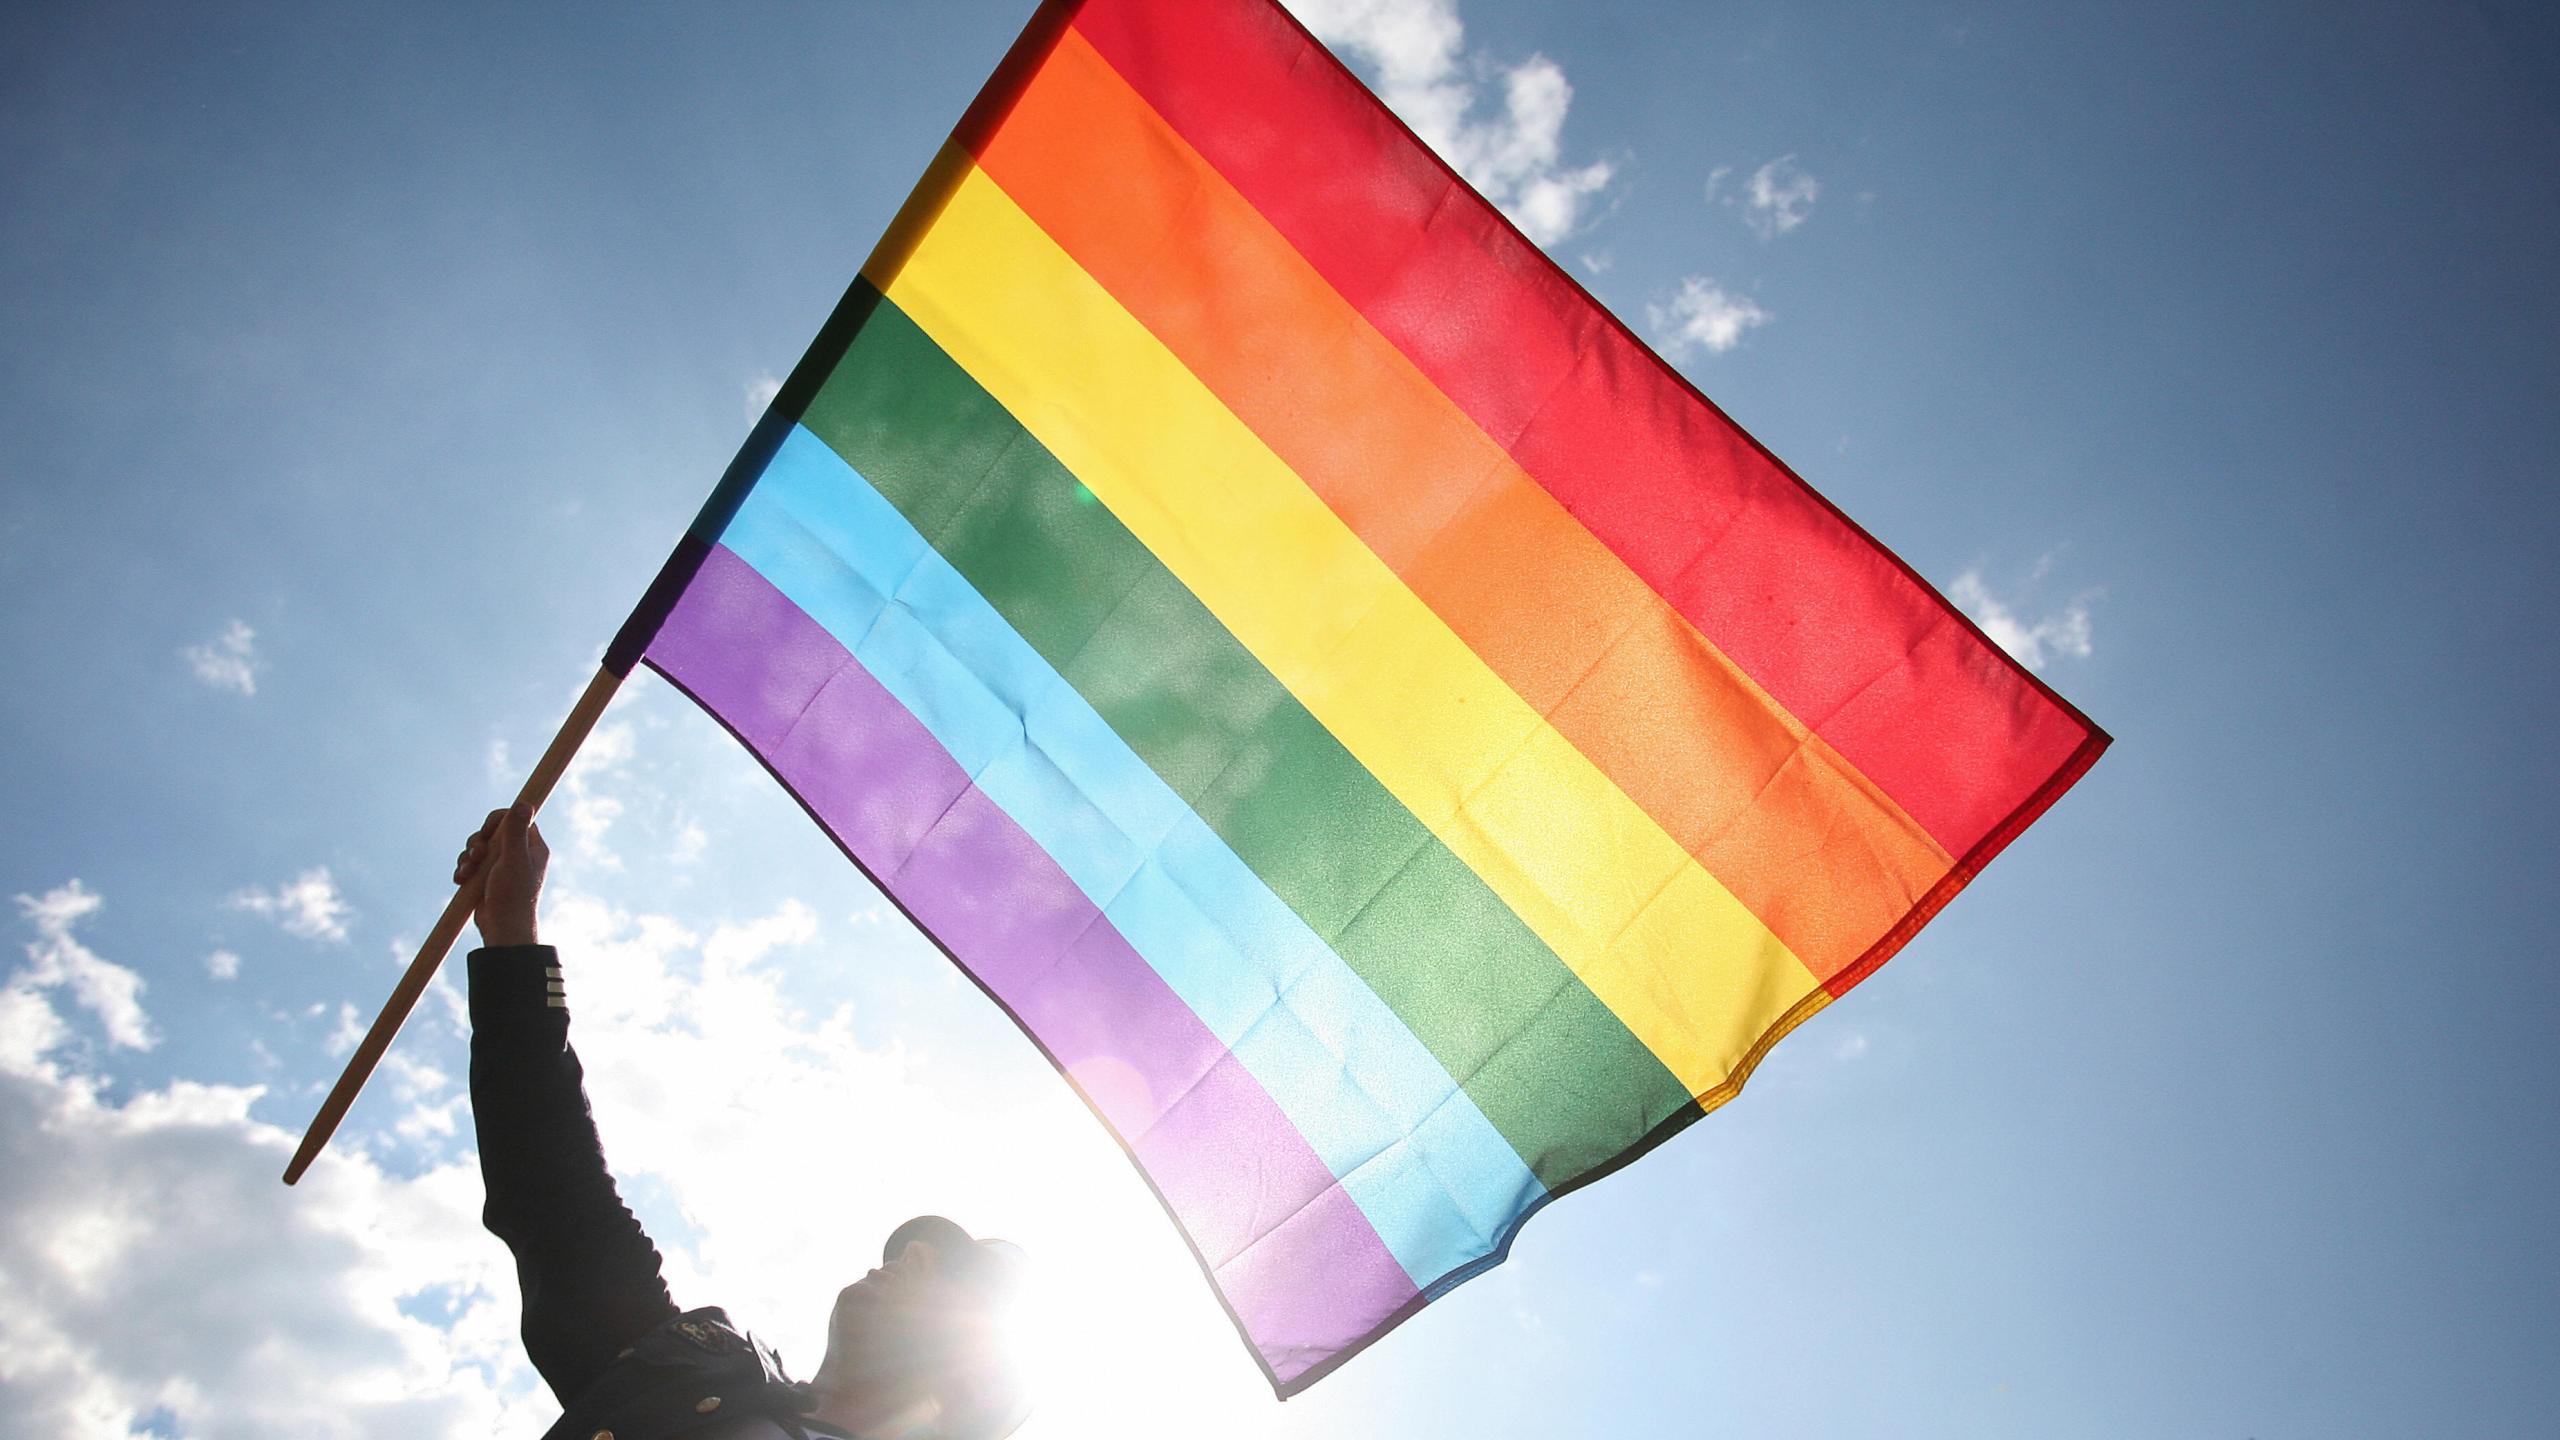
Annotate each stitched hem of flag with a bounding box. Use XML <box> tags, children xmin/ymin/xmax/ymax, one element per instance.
<box><xmin>1821</xmin><ymin>726</ymin><xmax>2113</xmax><ymax>1000</ymax></box>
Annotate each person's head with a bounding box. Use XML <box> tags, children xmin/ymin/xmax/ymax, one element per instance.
<box><xmin>806</xmin><ymin>1215</ymin><xmax>1032</xmax><ymax>1440</ymax></box>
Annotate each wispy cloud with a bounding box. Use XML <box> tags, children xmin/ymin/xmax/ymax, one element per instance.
<box><xmin>228</xmin><ymin>867</ymin><xmax>352</xmax><ymax>944</ymax></box>
<box><xmin>1708</xmin><ymin>155</ymin><xmax>1822</xmax><ymax>239</ymax></box>
<box><xmin>181</xmin><ymin>619</ymin><xmax>261</xmax><ymax>697</ymax></box>
<box><xmin>1949</xmin><ymin>561</ymin><xmax>2099</xmax><ymax>670</ymax></box>
<box><xmin>561</xmin><ymin>719</ymin><xmax>638</xmax><ymax>872</ymax></box>
<box><xmin>1743</xmin><ymin>154</ymin><xmax>1820</xmax><ymax>238</ymax></box>
<box><xmin>1649</xmin><ymin>276</ymin><xmax>1772</xmax><ymax>358</ymax></box>
<box><xmin>743</xmin><ymin>370</ymin><xmax>782</xmax><ymax>421</ymax></box>
<box><xmin>10</xmin><ymin>881</ymin><xmax>155</xmax><ymax>1053</ymax></box>
<box><xmin>324</xmin><ymin>1001</ymin><xmax>366</xmax><ymax>1056</ymax></box>
<box><xmin>205</xmin><ymin>949</ymin><xmax>241</xmax><ymax>981</ymax></box>
<box><xmin>493</xmin><ymin>685</ymin><xmax>712</xmax><ymax>881</ymax></box>
<box><xmin>0</xmin><ymin>934</ymin><xmax>553</xmax><ymax>1436</ymax></box>
<box><xmin>1286</xmin><ymin>0</ymin><xmax>1616</xmax><ymax>246</ymax></box>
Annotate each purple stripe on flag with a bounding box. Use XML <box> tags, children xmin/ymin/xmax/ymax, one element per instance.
<box><xmin>642</xmin><ymin>542</ymin><xmax>1418</xmax><ymax>1379</ymax></box>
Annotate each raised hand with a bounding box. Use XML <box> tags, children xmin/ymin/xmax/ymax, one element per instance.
<box><xmin>454</xmin><ymin>805</ymin><xmax>550</xmax><ymax>948</ymax></box>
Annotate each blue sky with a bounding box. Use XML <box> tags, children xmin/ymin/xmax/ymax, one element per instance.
<box><xmin>3</xmin><ymin>0</ymin><xmax>2555</xmax><ymax>1434</ymax></box>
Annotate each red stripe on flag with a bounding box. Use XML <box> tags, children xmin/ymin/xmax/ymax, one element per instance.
<box><xmin>1070</xmin><ymin>0</ymin><xmax>2100</xmax><ymax>855</ymax></box>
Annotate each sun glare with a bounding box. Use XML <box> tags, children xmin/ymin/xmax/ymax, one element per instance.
<box><xmin>965</xmin><ymin>1104</ymin><xmax>1305</xmax><ymax>1440</ymax></box>
<box><xmin>993</xmin><ymin>1189</ymin><xmax>1253</xmax><ymax>1437</ymax></box>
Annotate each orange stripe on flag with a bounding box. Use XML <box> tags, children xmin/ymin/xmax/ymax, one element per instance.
<box><xmin>972</xmin><ymin>31</ymin><xmax>1954</xmax><ymax>984</ymax></box>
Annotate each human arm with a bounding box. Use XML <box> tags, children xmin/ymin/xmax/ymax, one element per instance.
<box><xmin>459</xmin><ymin>807</ymin><xmax>679</xmax><ymax>1401</ymax></box>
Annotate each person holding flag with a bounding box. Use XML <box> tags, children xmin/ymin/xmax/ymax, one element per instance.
<box><xmin>455</xmin><ymin>805</ymin><xmax>1033</xmax><ymax>1440</ymax></box>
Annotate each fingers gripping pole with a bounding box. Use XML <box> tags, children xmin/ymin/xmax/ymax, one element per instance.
<box><xmin>282</xmin><ymin>665</ymin><xmax>626</xmax><ymax>1185</ymax></box>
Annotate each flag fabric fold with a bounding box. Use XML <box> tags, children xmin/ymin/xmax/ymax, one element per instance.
<box><xmin>605</xmin><ymin>0</ymin><xmax>2107</xmax><ymax>1395</ymax></box>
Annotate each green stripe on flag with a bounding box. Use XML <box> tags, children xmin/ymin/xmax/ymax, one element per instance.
<box><xmin>796</xmin><ymin>285</ymin><xmax>1696</xmax><ymax>1186</ymax></box>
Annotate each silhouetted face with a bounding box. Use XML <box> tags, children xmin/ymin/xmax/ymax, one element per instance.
<box><xmin>814</xmin><ymin>1236</ymin><xmax>959</xmax><ymax>1403</ymax></box>
<box><xmin>810</xmin><ymin>1215</ymin><xmax>1032</xmax><ymax>1440</ymax></box>
<box><xmin>815</xmin><ymin>1237</ymin><xmax>1031</xmax><ymax>1438</ymax></box>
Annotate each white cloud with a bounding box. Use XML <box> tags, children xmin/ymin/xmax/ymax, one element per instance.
<box><xmin>560</xmin><ymin>718</ymin><xmax>638</xmax><ymax>872</ymax></box>
<box><xmin>1949</xmin><ymin>564</ymin><xmax>2098</xmax><ymax>671</ymax></box>
<box><xmin>181</xmin><ymin>619</ymin><xmax>260</xmax><ymax>697</ymax></box>
<box><xmin>1285</xmin><ymin>0</ymin><xmax>1616</xmax><ymax>246</ymax></box>
<box><xmin>1742</xmin><ymin>154</ymin><xmax>1820</xmax><ymax>239</ymax></box>
<box><xmin>0</xmin><ymin>959</ymin><xmax>552</xmax><ymax>1437</ymax></box>
<box><xmin>383</xmin><ymin>1052</ymin><xmax>464</xmax><ymax>1144</ymax></box>
<box><xmin>11</xmin><ymin>882</ymin><xmax>154</xmax><ymax>1053</ymax></box>
<box><xmin>206</xmin><ymin>949</ymin><xmax>242</xmax><ymax>981</ymax></box>
<box><xmin>1707</xmin><ymin>155</ymin><xmax>1820</xmax><ymax>239</ymax></box>
<box><xmin>1649</xmin><ymin>276</ymin><xmax>1772</xmax><ymax>358</ymax></box>
<box><xmin>229</xmin><ymin>867</ymin><xmax>353</xmax><ymax>944</ymax></box>
<box><xmin>743</xmin><ymin>370</ymin><xmax>782</xmax><ymax>421</ymax></box>
<box><xmin>0</xmin><ymin>983</ymin><xmax>68</xmax><ymax>1077</ymax></box>
<box><xmin>325</xmin><ymin>1001</ymin><xmax>366</xmax><ymax>1057</ymax></box>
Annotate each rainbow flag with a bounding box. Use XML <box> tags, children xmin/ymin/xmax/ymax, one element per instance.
<box><xmin>603</xmin><ymin>0</ymin><xmax>2106</xmax><ymax>1394</ymax></box>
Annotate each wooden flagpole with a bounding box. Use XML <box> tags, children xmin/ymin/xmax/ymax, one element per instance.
<box><xmin>282</xmin><ymin>664</ymin><xmax>626</xmax><ymax>1184</ymax></box>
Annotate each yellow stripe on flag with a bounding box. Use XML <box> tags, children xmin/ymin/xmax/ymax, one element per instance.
<box><xmin>872</xmin><ymin>155</ymin><xmax>1817</xmax><ymax>1093</ymax></box>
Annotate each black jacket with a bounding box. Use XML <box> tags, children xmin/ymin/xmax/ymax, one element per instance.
<box><xmin>469</xmin><ymin>944</ymin><xmax>850</xmax><ymax>1440</ymax></box>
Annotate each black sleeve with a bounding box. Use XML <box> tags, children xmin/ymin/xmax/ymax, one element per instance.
<box><xmin>468</xmin><ymin>944</ymin><xmax>680</xmax><ymax>1403</ymax></box>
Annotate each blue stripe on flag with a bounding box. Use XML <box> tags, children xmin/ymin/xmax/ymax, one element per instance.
<box><xmin>716</xmin><ymin>424</ymin><xmax>1544</xmax><ymax>1285</ymax></box>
